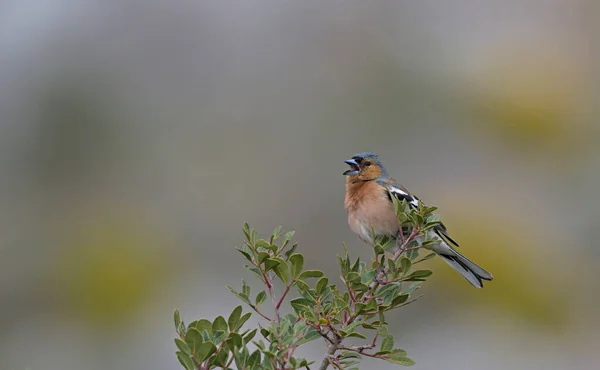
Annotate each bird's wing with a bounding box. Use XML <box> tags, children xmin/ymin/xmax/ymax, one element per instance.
<box><xmin>377</xmin><ymin>180</ymin><xmax>459</xmax><ymax>247</ymax></box>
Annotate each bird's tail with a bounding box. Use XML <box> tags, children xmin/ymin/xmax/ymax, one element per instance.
<box><xmin>437</xmin><ymin>248</ymin><xmax>493</xmax><ymax>288</ymax></box>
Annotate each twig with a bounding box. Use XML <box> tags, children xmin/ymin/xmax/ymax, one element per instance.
<box><xmin>224</xmin><ymin>352</ymin><xmax>235</xmax><ymax>369</ymax></box>
<box><xmin>338</xmin><ymin>343</ymin><xmax>376</xmax><ymax>352</ymax></box>
<box><xmin>253</xmin><ymin>307</ymin><xmax>272</xmax><ymax>322</ymax></box>
<box><xmin>275</xmin><ymin>282</ymin><xmax>293</xmax><ymax>309</ymax></box>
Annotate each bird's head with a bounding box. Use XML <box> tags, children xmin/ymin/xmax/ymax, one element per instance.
<box><xmin>343</xmin><ymin>152</ymin><xmax>388</xmax><ymax>181</ymax></box>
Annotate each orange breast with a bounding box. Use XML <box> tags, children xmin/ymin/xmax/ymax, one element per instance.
<box><xmin>345</xmin><ymin>181</ymin><xmax>399</xmax><ymax>244</ymax></box>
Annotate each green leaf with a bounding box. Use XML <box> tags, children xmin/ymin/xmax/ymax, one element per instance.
<box><xmin>284</xmin><ymin>243</ymin><xmax>298</xmax><ymax>259</ymax></box>
<box><xmin>264</xmin><ymin>258</ymin><xmax>282</xmax><ymax>272</ymax></box>
<box><xmin>186</xmin><ymin>320</ymin><xmax>197</xmax><ymax>330</ymax></box>
<box><xmin>255</xmin><ymin>291</ymin><xmax>267</xmax><ymax>306</ymax></box>
<box><xmin>362</xmin><ymin>322</ymin><xmax>377</xmax><ymax>330</ymax></box>
<box><xmin>269</xmin><ymin>340</ymin><xmax>279</xmax><ymax>353</ymax></box>
<box><xmin>403</xmin><ymin>270</ymin><xmax>433</xmax><ymax>281</ymax></box>
<box><xmin>236</xmin><ymin>247</ymin><xmax>253</xmax><ymax>262</ymax></box>
<box><xmin>242</xmin><ymin>223</ymin><xmax>252</xmax><ymax>243</ymax></box>
<box><xmin>246</xmin><ymin>266</ymin><xmax>264</xmax><ymax>281</ymax></box>
<box><xmin>243</xmin><ymin>328</ymin><xmax>257</xmax><ymax>344</ymax></box>
<box><xmin>234</xmin><ymin>347</ymin><xmax>248</xmax><ymax>370</ymax></box>
<box><xmin>260</xmin><ymin>327</ymin><xmax>270</xmax><ymax>339</ymax></box>
<box><xmin>353</xmin><ymin>302</ymin><xmax>366</xmax><ymax>315</ymax></box>
<box><xmin>176</xmin><ymin>351</ymin><xmax>195</xmax><ymax>370</ymax></box>
<box><xmin>390</xmin><ymin>348</ymin><xmax>408</xmax><ymax>357</ymax></box>
<box><xmin>392</xmin><ymin>294</ymin><xmax>410</xmax><ymax>307</ymax></box>
<box><xmin>315</xmin><ymin>277</ymin><xmax>329</xmax><ymax>295</ymax></box>
<box><xmin>257</xmin><ymin>251</ymin><xmax>270</xmax><ymax>264</ymax></box>
<box><xmin>350</xmin><ymin>257</ymin><xmax>361</xmax><ymax>272</ymax></box>
<box><xmin>195</xmin><ymin>319</ymin><xmax>212</xmax><ymax>334</ymax></box>
<box><xmin>213</xmin><ymin>330</ymin><xmax>227</xmax><ymax>343</ymax></box>
<box><xmin>226</xmin><ymin>332</ymin><xmax>243</xmax><ymax>351</ymax></box>
<box><xmin>274</xmin><ymin>260</ymin><xmax>292</xmax><ymax>285</ymax></box>
<box><xmin>361</xmin><ymin>269</ymin><xmax>377</xmax><ymax>284</ymax></box>
<box><xmin>281</xmin><ymin>231</ymin><xmax>295</xmax><ymax>248</ymax></box>
<box><xmin>338</xmin><ymin>254</ymin><xmax>349</xmax><ymax>276</ymax></box>
<box><xmin>242</xmin><ymin>280</ymin><xmax>251</xmax><ymax>297</ymax></box>
<box><xmin>377</xmin><ymin>283</ymin><xmax>399</xmax><ymax>297</ymax></box>
<box><xmin>295</xmin><ymin>280</ymin><xmax>317</xmax><ymax>302</ymax></box>
<box><xmin>294</xmin><ymin>327</ymin><xmax>321</xmax><ymax>345</ymax></box>
<box><xmin>228</xmin><ymin>305</ymin><xmax>243</xmax><ymax>332</ymax></box>
<box><xmin>262</xmin><ymin>350</ymin><xmax>276</xmax><ymax>359</ymax></box>
<box><xmin>345</xmin><ymin>332</ymin><xmax>367</xmax><ymax>339</ymax></box>
<box><xmin>385</xmin><ymin>354</ymin><xmax>415</xmax><ymax>366</ymax></box>
<box><xmin>290</xmin><ymin>298</ymin><xmax>313</xmax><ymax>315</ymax></box>
<box><xmin>212</xmin><ymin>350</ymin><xmax>229</xmax><ymax>367</ymax></box>
<box><xmin>298</xmin><ymin>270</ymin><xmax>324</xmax><ymax>279</ymax></box>
<box><xmin>339</xmin><ymin>351</ymin><xmax>362</xmax><ymax>359</ymax></box>
<box><xmin>175</xmin><ymin>338</ymin><xmax>191</xmax><ymax>356</ymax></box>
<box><xmin>364</xmin><ymin>298</ymin><xmax>378</xmax><ymax>313</ymax></box>
<box><xmin>196</xmin><ymin>342</ymin><xmax>217</xmax><ymax>362</ymax></box>
<box><xmin>289</xmin><ymin>253</ymin><xmax>304</xmax><ymax>278</ymax></box>
<box><xmin>256</xmin><ymin>239</ymin><xmax>276</xmax><ymax>251</ymax></box>
<box><xmin>400</xmin><ymin>257</ymin><xmax>411</xmax><ymax>273</ymax></box>
<box><xmin>414</xmin><ymin>213</ymin><xmax>424</xmax><ymax>226</ymax></box>
<box><xmin>212</xmin><ymin>316</ymin><xmax>228</xmax><ymax>333</ymax></box>
<box><xmin>414</xmin><ymin>252</ymin><xmax>437</xmax><ymax>264</ymax></box>
<box><xmin>346</xmin><ymin>272</ymin><xmax>361</xmax><ymax>283</ymax></box>
<box><xmin>427</xmin><ymin>214</ymin><xmax>440</xmax><ymax>223</ymax></box>
<box><xmin>254</xmin><ymin>340</ymin><xmax>266</xmax><ymax>350</ymax></box>
<box><xmin>381</xmin><ymin>335</ymin><xmax>394</xmax><ymax>352</ymax></box>
<box><xmin>270</xmin><ymin>225</ymin><xmax>282</xmax><ymax>244</ymax></box>
<box><xmin>247</xmin><ymin>350</ymin><xmax>261</xmax><ymax>368</ymax></box>
<box><xmin>293</xmin><ymin>320</ymin><xmax>307</xmax><ymax>334</ymax></box>
<box><xmin>388</xmin><ymin>259</ymin><xmax>397</xmax><ymax>275</ymax></box>
<box><xmin>350</xmin><ymin>282</ymin><xmax>369</xmax><ymax>292</ymax></box>
<box><xmin>184</xmin><ymin>328</ymin><xmax>204</xmax><ymax>356</ymax></box>
<box><xmin>237</xmin><ymin>312</ymin><xmax>252</xmax><ymax>330</ymax></box>
<box><xmin>300</xmin><ymin>311</ymin><xmax>316</xmax><ymax>324</ymax></box>
<box><xmin>298</xmin><ymin>359</ymin><xmax>309</xmax><ymax>367</ymax></box>
<box><xmin>174</xmin><ymin>309</ymin><xmax>182</xmax><ymax>331</ymax></box>
<box><xmin>406</xmin><ymin>247</ymin><xmax>420</xmax><ymax>261</ymax></box>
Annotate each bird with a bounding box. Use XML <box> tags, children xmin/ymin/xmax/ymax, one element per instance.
<box><xmin>343</xmin><ymin>152</ymin><xmax>493</xmax><ymax>288</ymax></box>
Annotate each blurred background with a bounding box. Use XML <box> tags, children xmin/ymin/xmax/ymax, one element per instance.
<box><xmin>1</xmin><ymin>0</ymin><xmax>598</xmax><ymax>369</ymax></box>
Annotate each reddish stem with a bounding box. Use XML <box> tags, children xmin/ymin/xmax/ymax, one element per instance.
<box><xmin>275</xmin><ymin>282</ymin><xmax>293</xmax><ymax>309</ymax></box>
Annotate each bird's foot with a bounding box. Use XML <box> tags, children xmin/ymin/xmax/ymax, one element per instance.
<box><xmin>375</xmin><ymin>267</ymin><xmax>387</xmax><ymax>285</ymax></box>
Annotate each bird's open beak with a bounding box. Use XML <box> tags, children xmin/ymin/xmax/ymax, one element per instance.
<box><xmin>343</xmin><ymin>159</ymin><xmax>359</xmax><ymax>175</ymax></box>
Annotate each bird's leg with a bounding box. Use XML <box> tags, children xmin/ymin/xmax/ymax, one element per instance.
<box><xmin>374</xmin><ymin>253</ymin><xmax>387</xmax><ymax>285</ymax></box>
<box><xmin>394</xmin><ymin>228</ymin><xmax>406</xmax><ymax>254</ymax></box>
<box><xmin>397</xmin><ymin>225</ymin><xmax>406</xmax><ymax>244</ymax></box>
<box><xmin>369</xmin><ymin>230</ymin><xmax>388</xmax><ymax>285</ymax></box>
<box><xmin>394</xmin><ymin>226</ymin><xmax>414</xmax><ymax>255</ymax></box>
<box><xmin>375</xmin><ymin>272</ymin><xmax>387</xmax><ymax>285</ymax></box>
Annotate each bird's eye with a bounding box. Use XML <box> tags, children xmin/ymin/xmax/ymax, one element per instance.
<box><xmin>364</xmin><ymin>161</ymin><xmax>372</xmax><ymax>167</ymax></box>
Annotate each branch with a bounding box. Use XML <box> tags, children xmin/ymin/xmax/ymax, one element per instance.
<box><xmin>318</xmin><ymin>337</ymin><xmax>341</xmax><ymax>370</ymax></box>
<box><xmin>265</xmin><ymin>272</ymin><xmax>281</xmax><ymax>324</ymax></box>
<box><xmin>363</xmin><ymin>226</ymin><xmax>419</xmax><ymax>302</ymax></box>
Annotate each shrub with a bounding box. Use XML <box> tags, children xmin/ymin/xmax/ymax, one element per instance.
<box><xmin>174</xmin><ymin>198</ymin><xmax>442</xmax><ymax>369</ymax></box>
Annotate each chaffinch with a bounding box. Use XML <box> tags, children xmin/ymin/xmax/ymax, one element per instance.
<box><xmin>343</xmin><ymin>152</ymin><xmax>493</xmax><ymax>288</ymax></box>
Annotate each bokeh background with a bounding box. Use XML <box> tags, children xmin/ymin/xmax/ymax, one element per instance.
<box><xmin>1</xmin><ymin>1</ymin><xmax>599</xmax><ymax>369</ymax></box>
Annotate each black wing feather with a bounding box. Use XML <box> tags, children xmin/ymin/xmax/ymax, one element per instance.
<box><xmin>381</xmin><ymin>181</ymin><xmax>460</xmax><ymax>247</ymax></box>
